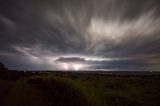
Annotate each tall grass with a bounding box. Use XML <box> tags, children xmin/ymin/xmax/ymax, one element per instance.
<box><xmin>0</xmin><ymin>74</ymin><xmax>160</xmax><ymax>106</ymax></box>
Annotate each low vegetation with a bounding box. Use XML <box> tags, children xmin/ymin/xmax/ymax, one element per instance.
<box><xmin>0</xmin><ymin>69</ymin><xmax>160</xmax><ymax>106</ymax></box>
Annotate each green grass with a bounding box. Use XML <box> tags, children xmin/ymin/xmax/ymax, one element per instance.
<box><xmin>0</xmin><ymin>73</ymin><xmax>160</xmax><ymax>106</ymax></box>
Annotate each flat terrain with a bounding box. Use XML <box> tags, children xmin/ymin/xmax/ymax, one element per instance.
<box><xmin>0</xmin><ymin>71</ymin><xmax>160</xmax><ymax>106</ymax></box>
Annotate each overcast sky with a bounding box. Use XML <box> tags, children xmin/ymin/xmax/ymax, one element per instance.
<box><xmin>0</xmin><ymin>0</ymin><xmax>160</xmax><ymax>71</ymax></box>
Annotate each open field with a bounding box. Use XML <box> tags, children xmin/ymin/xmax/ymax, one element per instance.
<box><xmin>0</xmin><ymin>70</ymin><xmax>160</xmax><ymax>106</ymax></box>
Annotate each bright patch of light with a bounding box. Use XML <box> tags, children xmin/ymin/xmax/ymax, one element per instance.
<box><xmin>72</xmin><ymin>64</ymin><xmax>82</xmax><ymax>70</ymax></box>
<box><xmin>61</xmin><ymin>63</ymin><xmax>84</xmax><ymax>70</ymax></box>
<box><xmin>63</xmin><ymin>63</ymin><xmax>69</xmax><ymax>70</ymax></box>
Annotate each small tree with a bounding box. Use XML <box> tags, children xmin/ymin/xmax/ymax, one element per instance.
<box><xmin>0</xmin><ymin>62</ymin><xmax>8</xmax><ymax>72</ymax></box>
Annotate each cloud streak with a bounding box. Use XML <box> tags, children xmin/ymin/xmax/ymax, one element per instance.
<box><xmin>0</xmin><ymin>0</ymin><xmax>160</xmax><ymax>70</ymax></box>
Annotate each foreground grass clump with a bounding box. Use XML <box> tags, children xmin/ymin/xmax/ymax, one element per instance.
<box><xmin>26</xmin><ymin>76</ymin><xmax>88</xmax><ymax>106</ymax></box>
<box><xmin>0</xmin><ymin>73</ymin><xmax>160</xmax><ymax>106</ymax></box>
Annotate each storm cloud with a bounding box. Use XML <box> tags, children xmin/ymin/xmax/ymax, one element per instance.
<box><xmin>0</xmin><ymin>0</ymin><xmax>160</xmax><ymax>70</ymax></box>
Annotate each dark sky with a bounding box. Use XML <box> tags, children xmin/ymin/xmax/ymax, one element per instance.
<box><xmin>0</xmin><ymin>0</ymin><xmax>160</xmax><ymax>70</ymax></box>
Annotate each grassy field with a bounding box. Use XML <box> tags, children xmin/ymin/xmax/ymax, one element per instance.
<box><xmin>0</xmin><ymin>71</ymin><xmax>160</xmax><ymax>106</ymax></box>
